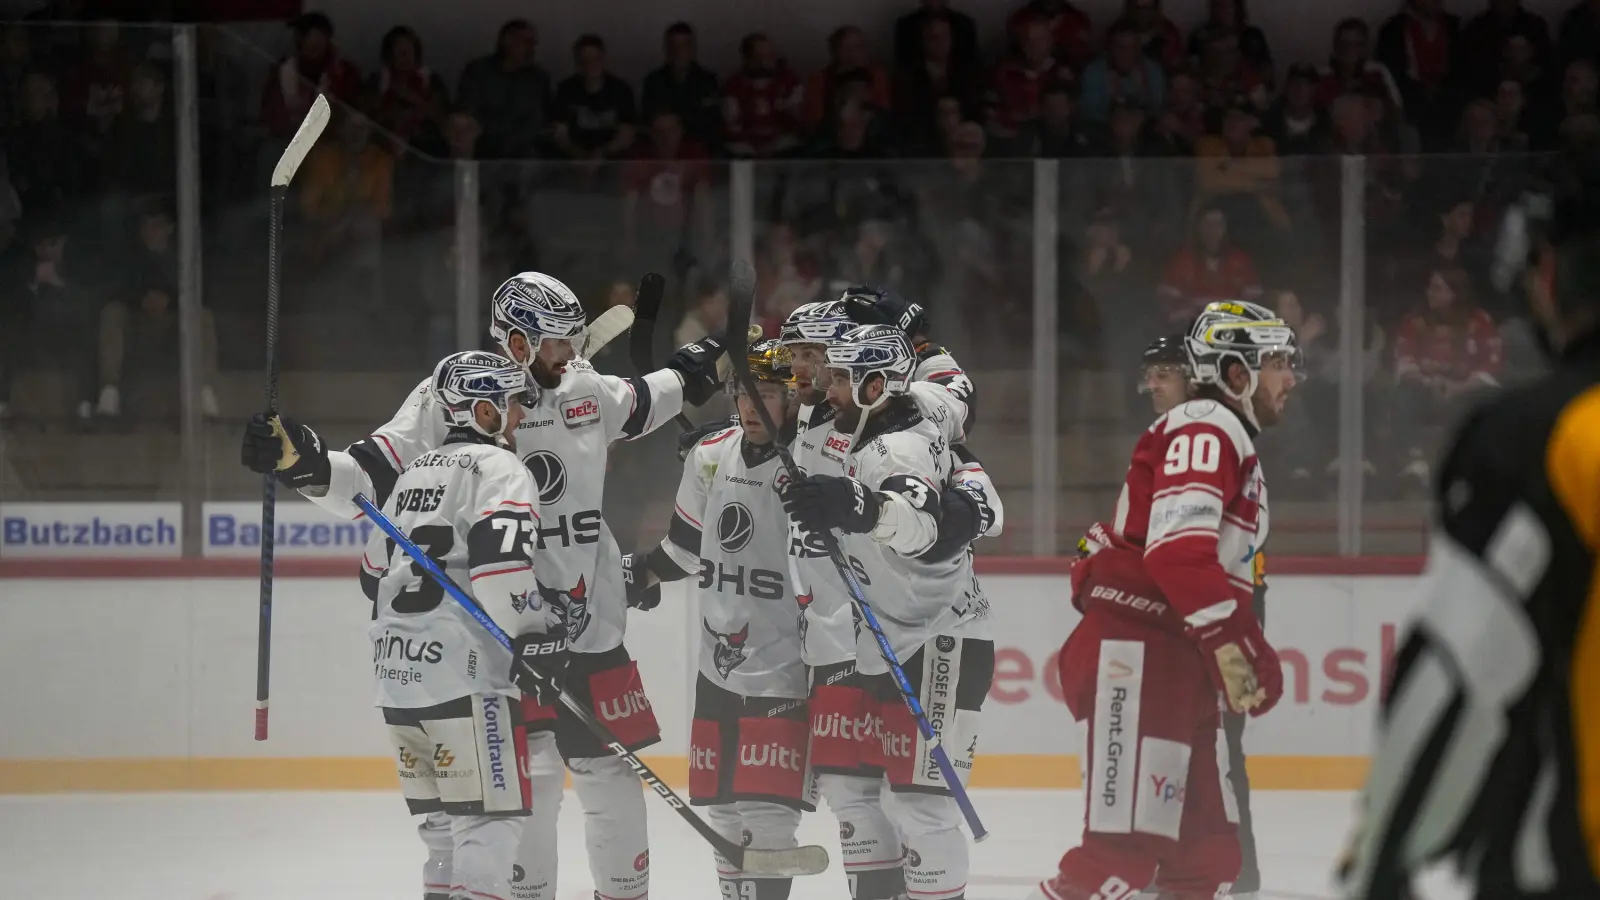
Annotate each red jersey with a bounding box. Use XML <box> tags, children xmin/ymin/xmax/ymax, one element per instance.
<box><xmin>1393</xmin><ymin>308</ymin><xmax>1504</xmax><ymax>385</ymax></box>
<box><xmin>1007</xmin><ymin>1</ymin><xmax>1095</xmax><ymax>72</ymax></box>
<box><xmin>988</xmin><ymin>58</ymin><xmax>1074</xmax><ymax>130</ymax></box>
<box><xmin>1096</xmin><ymin>399</ymin><xmax>1267</xmax><ymax>629</ymax></box>
<box><xmin>1158</xmin><ymin>247</ymin><xmax>1262</xmax><ymax>322</ymax></box>
<box><xmin>623</xmin><ymin>139</ymin><xmax>712</xmax><ymax>232</ymax></box>
<box><xmin>721</xmin><ymin>67</ymin><xmax>803</xmax><ymax>158</ymax></box>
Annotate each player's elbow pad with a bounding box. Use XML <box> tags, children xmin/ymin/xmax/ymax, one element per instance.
<box><xmin>918</xmin><ymin>488</ymin><xmax>984</xmax><ymax>562</ymax></box>
<box><xmin>871</xmin><ymin>488</ymin><xmax>942</xmax><ymax>556</ymax></box>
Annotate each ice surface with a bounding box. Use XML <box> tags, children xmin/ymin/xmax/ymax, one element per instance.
<box><xmin>0</xmin><ymin>789</ymin><xmax>1386</xmax><ymax>900</ymax></box>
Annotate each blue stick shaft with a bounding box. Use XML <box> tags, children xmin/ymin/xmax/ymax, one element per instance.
<box><xmin>351</xmin><ymin>493</ymin><xmax>777</xmax><ymax>869</ymax></box>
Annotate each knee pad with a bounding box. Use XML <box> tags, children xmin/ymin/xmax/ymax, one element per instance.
<box><xmin>419</xmin><ymin>811</ymin><xmax>453</xmax><ymax>900</ymax></box>
<box><xmin>448</xmin><ymin>814</ymin><xmax>522</xmax><ymax>900</ymax></box>
<box><xmin>895</xmin><ymin>793</ymin><xmax>968</xmax><ymax>900</ymax></box>
<box><xmin>569</xmin><ymin>755</ymin><xmax>650</xmax><ymax>900</ymax></box>
<box><xmin>818</xmin><ymin>774</ymin><xmax>904</xmax><ymax>900</ymax></box>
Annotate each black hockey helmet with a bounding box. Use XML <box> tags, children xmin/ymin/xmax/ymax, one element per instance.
<box><xmin>1142</xmin><ymin>334</ymin><xmax>1188</xmax><ymax>368</ymax></box>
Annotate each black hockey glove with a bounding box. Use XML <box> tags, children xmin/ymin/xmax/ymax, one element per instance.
<box><xmin>677</xmin><ymin>416</ymin><xmax>735</xmax><ymax>461</ymax></box>
<box><xmin>782</xmin><ymin>474</ymin><xmax>881</xmax><ymax>535</ymax></box>
<box><xmin>241</xmin><ymin>413</ymin><xmax>331</xmax><ymax>490</ymax></box>
<box><xmin>842</xmin><ymin>286</ymin><xmax>924</xmax><ymax>336</ymax></box>
<box><xmin>665</xmin><ymin>336</ymin><xmax>728</xmax><ymax>407</ymax></box>
<box><xmin>511</xmin><ymin>622</ymin><xmax>569</xmax><ymax>707</ymax></box>
<box><xmin>919</xmin><ymin>485</ymin><xmax>989</xmax><ymax>562</ymax></box>
<box><xmin>619</xmin><ymin>552</ymin><xmax>662</xmax><ymax>611</ymax></box>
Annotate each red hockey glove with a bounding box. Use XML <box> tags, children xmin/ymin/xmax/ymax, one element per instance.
<box><xmin>1188</xmin><ymin>605</ymin><xmax>1282</xmax><ymax>717</ymax></box>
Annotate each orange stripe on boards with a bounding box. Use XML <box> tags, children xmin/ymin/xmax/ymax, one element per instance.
<box><xmin>0</xmin><ymin>754</ymin><xmax>1365</xmax><ymax>793</ymax></box>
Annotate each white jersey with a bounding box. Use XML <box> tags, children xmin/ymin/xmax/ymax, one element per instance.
<box><xmin>308</xmin><ymin>360</ymin><xmax>686</xmax><ymax>654</ymax></box>
<box><xmin>790</xmin><ymin>403</ymin><xmax>987</xmax><ymax>671</ymax></box>
<box><xmin>360</xmin><ymin>435</ymin><xmax>546</xmax><ymax>709</ymax></box>
<box><xmin>663</xmin><ymin>427</ymin><xmax>806</xmax><ymax>699</ymax></box>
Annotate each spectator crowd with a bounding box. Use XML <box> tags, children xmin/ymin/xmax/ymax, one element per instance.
<box><xmin>4</xmin><ymin>0</ymin><xmax>1600</xmax><ymax>497</ymax></box>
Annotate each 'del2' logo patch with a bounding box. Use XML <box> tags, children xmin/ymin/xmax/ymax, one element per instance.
<box><xmin>561</xmin><ymin>395</ymin><xmax>601</xmax><ymax>427</ymax></box>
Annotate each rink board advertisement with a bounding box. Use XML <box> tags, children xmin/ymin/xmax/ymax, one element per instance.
<box><xmin>0</xmin><ymin>567</ymin><xmax>1426</xmax><ymax>792</ymax></box>
<box><xmin>200</xmin><ymin>501</ymin><xmax>378</xmax><ymax>558</ymax></box>
<box><xmin>0</xmin><ymin>503</ymin><xmax>182</xmax><ymax>558</ymax></box>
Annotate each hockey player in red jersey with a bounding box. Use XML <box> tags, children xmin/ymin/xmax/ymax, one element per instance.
<box><xmin>1028</xmin><ymin>301</ymin><xmax>1297</xmax><ymax>900</ymax></box>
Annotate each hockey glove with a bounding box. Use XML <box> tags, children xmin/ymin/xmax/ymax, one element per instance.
<box><xmin>512</xmin><ymin>621</ymin><xmax>569</xmax><ymax>708</ymax></box>
<box><xmin>782</xmin><ymin>474</ymin><xmax>881</xmax><ymax>535</ymax></box>
<box><xmin>1188</xmin><ymin>606</ymin><xmax>1283</xmax><ymax>717</ymax></box>
<box><xmin>665</xmin><ymin>336</ymin><xmax>728</xmax><ymax>407</ymax></box>
<box><xmin>677</xmin><ymin>416</ymin><xmax>735</xmax><ymax>461</ymax></box>
<box><xmin>918</xmin><ymin>484</ymin><xmax>988</xmax><ymax>562</ymax></box>
<box><xmin>619</xmin><ymin>552</ymin><xmax>662</xmax><ymax>611</ymax></box>
<box><xmin>241</xmin><ymin>413</ymin><xmax>331</xmax><ymax>490</ymax></box>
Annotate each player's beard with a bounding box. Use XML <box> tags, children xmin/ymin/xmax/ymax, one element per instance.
<box><xmin>530</xmin><ymin>359</ymin><xmax>563</xmax><ymax>391</ymax></box>
<box><xmin>1250</xmin><ymin>389</ymin><xmax>1283</xmax><ymax>428</ymax></box>
<box><xmin>832</xmin><ymin>398</ymin><xmax>863</xmax><ymax>433</ymax></box>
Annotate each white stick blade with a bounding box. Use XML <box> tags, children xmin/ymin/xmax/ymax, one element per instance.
<box><xmin>271</xmin><ymin>94</ymin><xmax>332</xmax><ymax>187</ymax></box>
<box><xmin>580</xmin><ymin>306</ymin><xmax>636</xmax><ymax>357</ymax></box>
<box><xmin>741</xmin><ymin>844</ymin><xmax>831</xmax><ymax>877</ymax></box>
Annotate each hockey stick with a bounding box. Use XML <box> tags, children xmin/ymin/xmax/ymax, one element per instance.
<box><xmin>353</xmin><ymin>492</ymin><xmax>831</xmax><ymax>878</ymax></box>
<box><xmin>626</xmin><ymin>271</ymin><xmax>698</xmax><ymax>430</ymax></box>
<box><xmin>256</xmin><ymin>94</ymin><xmax>332</xmax><ymax>742</ymax></box>
<box><xmin>579</xmin><ymin>305</ymin><xmax>635</xmax><ymax>358</ymax></box>
<box><xmin>724</xmin><ymin>261</ymin><xmax>989</xmax><ymax>841</ymax></box>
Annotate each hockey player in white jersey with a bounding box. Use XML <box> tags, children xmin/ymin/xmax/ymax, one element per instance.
<box><xmin>239</xmin><ymin>271</ymin><xmax>727</xmax><ymax>900</ymax></box>
<box><xmin>359</xmin><ymin>351</ymin><xmax>568</xmax><ymax>900</ymax></box>
<box><xmin>772</xmin><ymin>301</ymin><xmax>997</xmax><ymax>900</ymax></box>
<box><xmin>621</xmin><ymin>338</ymin><xmax>812</xmax><ymax>900</ymax></box>
<box><xmin>838</xmin><ymin>285</ymin><xmax>976</xmax><ymax>430</ymax></box>
<box><xmin>782</xmin><ymin>324</ymin><xmax>995</xmax><ymax>900</ymax></box>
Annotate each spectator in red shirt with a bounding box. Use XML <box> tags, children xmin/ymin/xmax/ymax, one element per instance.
<box><xmin>1317</xmin><ymin>18</ymin><xmax>1405</xmax><ymax>112</ymax></box>
<box><xmin>1007</xmin><ymin>0</ymin><xmax>1095</xmax><ymax>73</ymax></box>
<box><xmin>622</xmin><ymin>109</ymin><xmax>713</xmax><ymax>277</ymax></box>
<box><xmin>1377</xmin><ymin>0</ymin><xmax>1465</xmax><ymax>147</ymax></box>
<box><xmin>895</xmin><ymin>16</ymin><xmax>984</xmax><ymax>155</ymax></box>
<box><xmin>1079</xmin><ymin>18</ymin><xmax>1166</xmax><ymax>130</ymax></box>
<box><xmin>370</xmin><ymin>26</ymin><xmax>448</xmax><ymax>150</ymax></box>
<box><xmin>1122</xmin><ymin>0</ymin><xmax>1186</xmax><ymax>72</ymax></box>
<box><xmin>1158</xmin><ymin>205</ymin><xmax>1262</xmax><ymax>326</ymax></box>
<box><xmin>261</xmin><ymin>12</ymin><xmax>362</xmax><ymax>140</ymax></box>
<box><xmin>987</xmin><ymin>18</ymin><xmax>1075</xmax><ymax>141</ymax></box>
<box><xmin>803</xmin><ymin>26</ymin><xmax>893</xmax><ymax>132</ymax></box>
<box><xmin>1188</xmin><ymin>0</ymin><xmax>1275</xmax><ymax>88</ymax></box>
<box><xmin>722</xmin><ymin>33</ymin><xmax>803</xmax><ymax>158</ymax></box>
<box><xmin>1390</xmin><ymin>266</ymin><xmax>1503</xmax><ymax>488</ymax></box>
<box><xmin>894</xmin><ymin>0</ymin><xmax>979</xmax><ymax>72</ymax></box>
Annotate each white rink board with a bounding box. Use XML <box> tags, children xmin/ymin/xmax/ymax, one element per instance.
<box><xmin>0</xmin><ymin>574</ymin><xmax>1422</xmax><ymax>762</ymax></box>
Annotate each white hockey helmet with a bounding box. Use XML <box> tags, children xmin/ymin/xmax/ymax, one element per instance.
<box><xmin>825</xmin><ymin>324</ymin><xmax>916</xmax><ymax>412</ymax></box>
<box><xmin>778</xmin><ymin>300</ymin><xmax>855</xmax><ymax>346</ymax></box>
<box><xmin>1183</xmin><ymin>301</ymin><xmax>1297</xmax><ymax>427</ymax></box>
<box><xmin>489</xmin><ymin>272</ymin><xmax>588</xmax><ymax>372</ymax></box>
<box><xmin>432</xmin><ymin>350</ymin><xmax>531</xmax><ymax>438</ymax></box>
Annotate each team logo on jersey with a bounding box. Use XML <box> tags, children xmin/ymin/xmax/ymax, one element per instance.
<box><xmin>541</xmin><ymin>576</ymin><xmax>590</xmax><ymax>640</ymax></box>
<box><xmin>823</xmin><ymin>433</ymin><xmax>851</xmax><ymax>462</ymax></box>
<box><xmin>717</xmin><ymin>502</ymin><xmax>756</xmax><ymax>553</ymax></box>
<box><xmin>510</xmin><ymin>590</ymin><xmax>532</xmax><ymax>614</ymax></box>
<box><xmin>561</xmin><ymin>395</ymin><xmax>601</xmax><ymax>427</ymax></box>
<box><xmin>703</xmin><ymin>620</ymin><xmax>750</xmax><ymax>678</ymax></box>
<box><xmin>524</xmin><ymin>450</ymin><xmax>567</xmax><ymax>504</ymax></box>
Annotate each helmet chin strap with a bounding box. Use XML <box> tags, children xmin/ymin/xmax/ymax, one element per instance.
<box><xmin>848</xmin><ymin>376</ymin><xmax>889</xmax><ymax>452</ymax></box>
<box><xmin>1217</xmin><ymin>362</ymin><xmax>1262</xmax><ymax>431</ymax></box>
